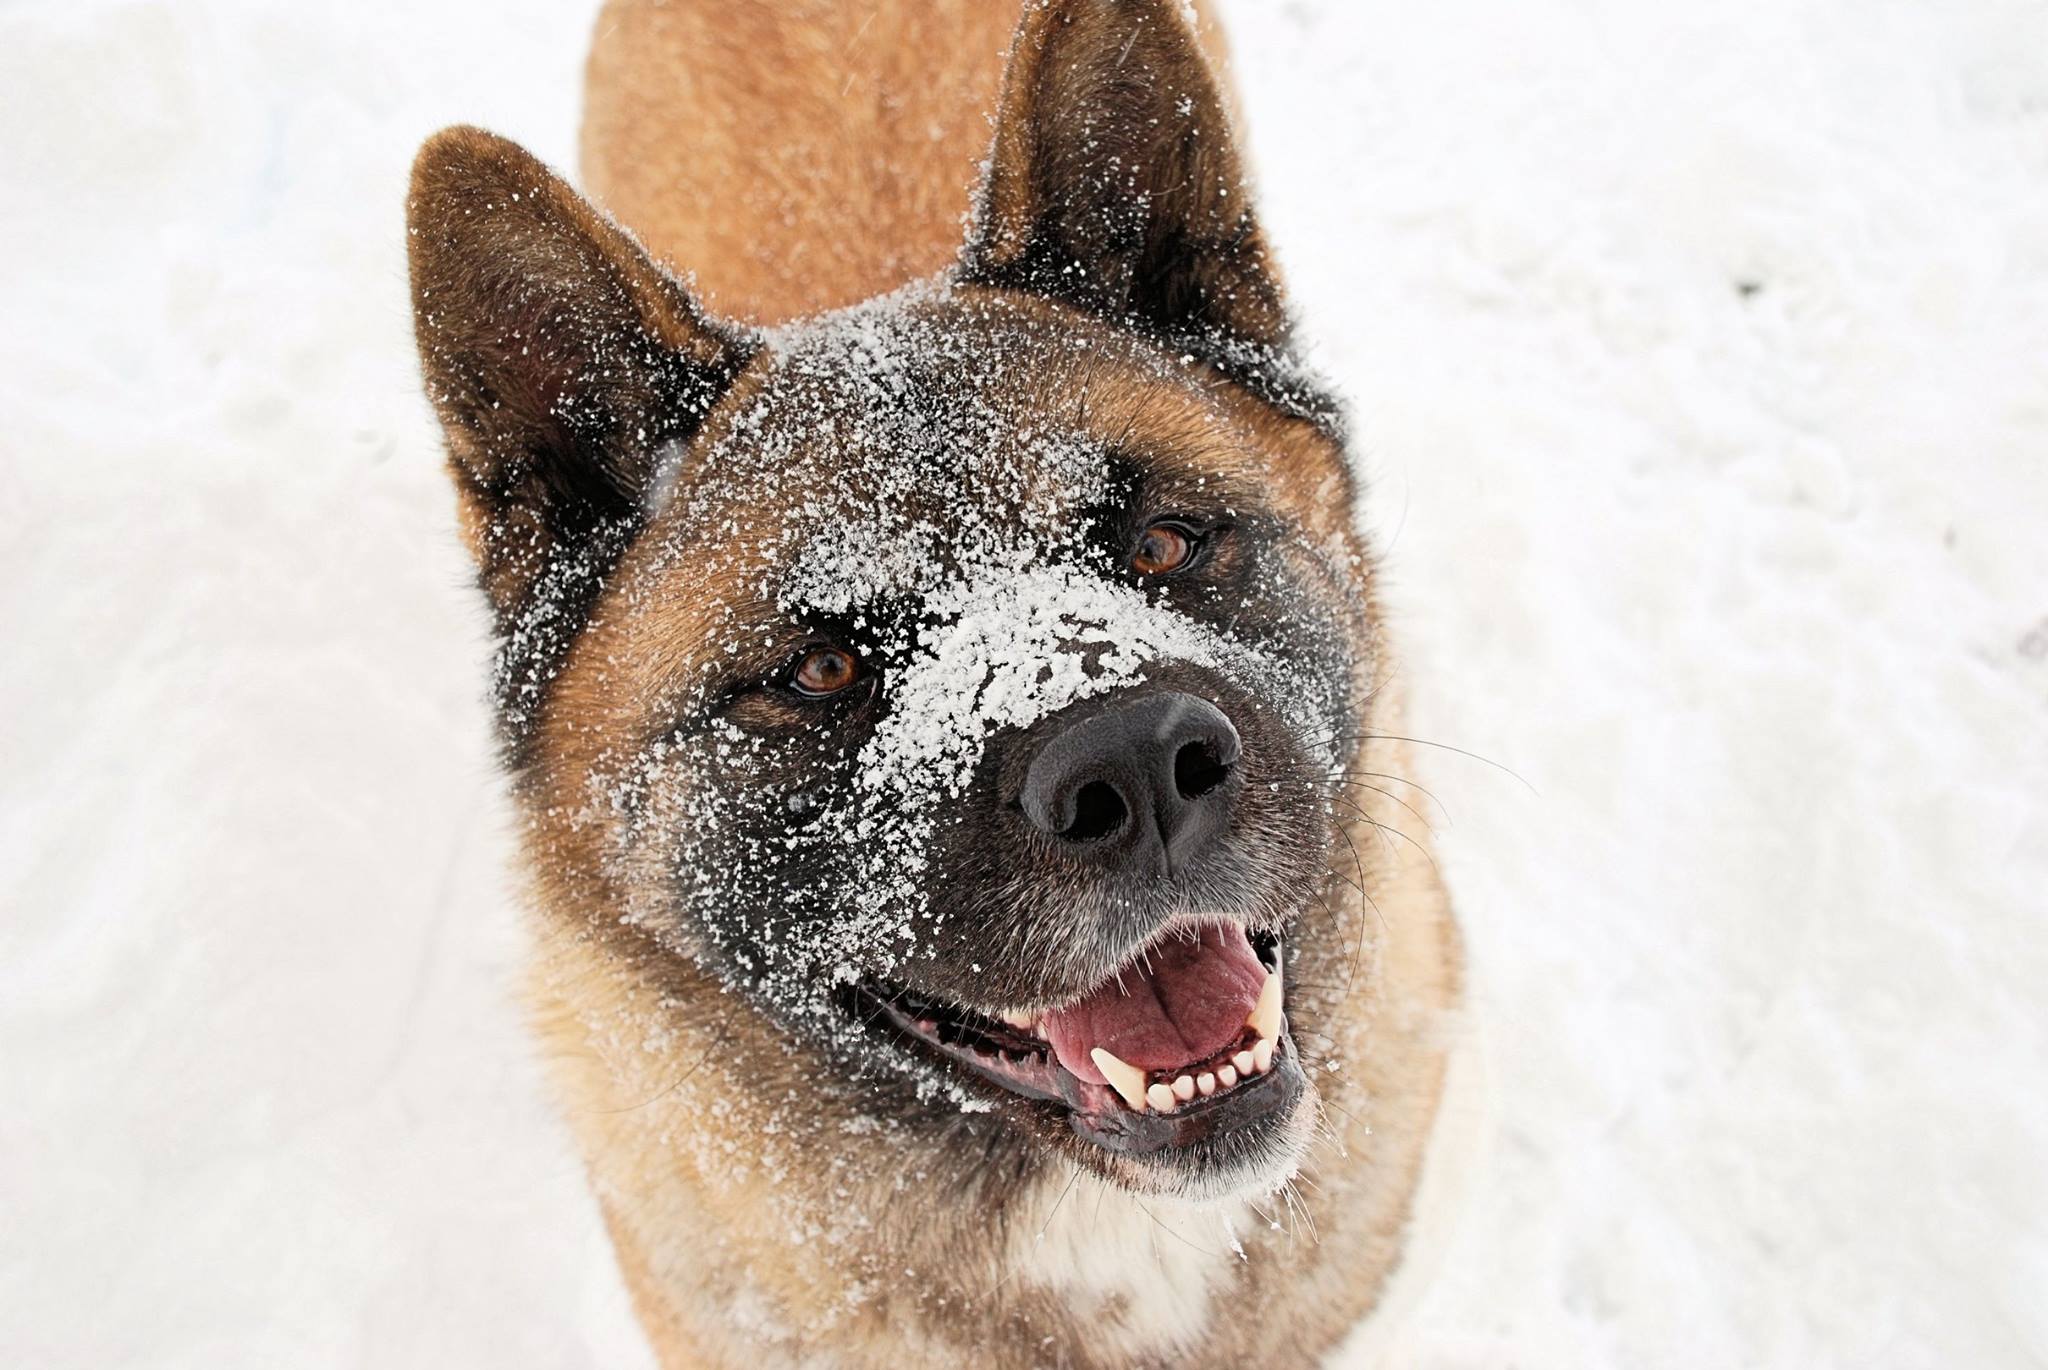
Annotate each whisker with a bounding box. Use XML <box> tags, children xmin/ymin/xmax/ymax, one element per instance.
<box><xmin>1133</xmin><ymin>1199</ymin><xmax>1229</xmax><ymax>1258</ymax></box>
<box><xmin>1322</xmin><ymin>777</ymin><xmax>1437</xmax><ymax>833</ymax></box>
<box><xmin>1307</xmin><ymin>729</ymin><xmax>1536</xmax><ymax>795</ymax></box>
<box><xmin>1326</xmin><ymin>791</ymin><xmax>1444</xmax><ymax>885</ymax></box>
<box><xmin>1336</xmin><ymin>768</ymin><xmax>1453</xmax><ymax>825</ymax></box>
<box><xmin>1035</xmin><ymin>1166</ymin><xmax>1082</xmax><ymax>1242</ymax></box>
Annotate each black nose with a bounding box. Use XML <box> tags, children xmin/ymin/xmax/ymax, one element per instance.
<box><xmin>1018</xmin><ymin>692</ymin><xmax>1242</xmax><ymax>876</ymax></box>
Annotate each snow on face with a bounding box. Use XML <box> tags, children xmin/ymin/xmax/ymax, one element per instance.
<box><xmin>851</xmin><ymin>564</ymin><xmax>1224</xmax><ymax>805</ymax></box>
<box><xmin>599</xmin><ymin>285</ymin><xmax>1334</xmax><ymax>1064</ymax></box>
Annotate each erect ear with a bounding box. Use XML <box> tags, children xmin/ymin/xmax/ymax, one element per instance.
<box><xmin>407</xmin><ymin>126</ymin><xmax>753</xmax><ymax>625</ymax></box>
<box><xmin>961</xmin><ymin>0</ymin><xmax>1287</xmax><ymax>356</ymax></box>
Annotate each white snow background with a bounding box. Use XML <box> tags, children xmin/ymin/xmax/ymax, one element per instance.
<box><xmin>3</xmin><ymin>0</ymin><xmax>2045</xmax><ymax>1365</ymax></box>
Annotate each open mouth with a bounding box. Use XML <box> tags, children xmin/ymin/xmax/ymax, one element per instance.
<box><xmin>855</xmin><ymin>922</ymin><xmax>1301</xmax><ymax>1157</ymax></box>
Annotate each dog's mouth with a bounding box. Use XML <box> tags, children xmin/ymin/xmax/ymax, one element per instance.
<box><xmin>853</xmin><ymin>922</ymin><xmax>1301</xmax><ymax>1158</ymax></box>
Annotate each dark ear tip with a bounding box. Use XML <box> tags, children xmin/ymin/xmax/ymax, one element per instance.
<box><xmin>408</xmin><ymin>126</ymin><xmax>553</xmax><ymax>219</ymax></box>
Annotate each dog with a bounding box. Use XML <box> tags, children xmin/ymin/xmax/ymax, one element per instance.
<box><xmin>406</xmin><ymin>1</ymin><xmax>1462</xmax><ymax>1364</ymax></box>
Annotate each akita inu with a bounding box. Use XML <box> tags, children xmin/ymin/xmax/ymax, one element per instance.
<box><xmin>406</xmin><ymin>1</ymin><xmax>1462</xmax><ymax>1364</ymax></box>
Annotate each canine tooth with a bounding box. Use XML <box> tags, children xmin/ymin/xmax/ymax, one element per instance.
<box><xmin>1146</xmin><ymin>1082</ymin><xmax>1177</xmax><ymax>1113</ymax></box>
<box><xmin>1196</xmin><ymin>1072</ymin><xmax>1217</xmax><ymax>1097</ymax></box>
<box><xmin>1218</xmin><ymin>1064</ymin><xmax>1238</xmax><ymax>1088</ymax></box>
<box><xmin>1171</xmin><ymin>1074</ymin><xmax>1196</xmax><ymax>1102</ymax></box>
<box><xmin>1090</xmin><ymin>1048</ymin><xmax>1150</xmax><ymax>1112</ymax></box>
<box><xmin>1000</xmin><ymin>1009</ymin><xmax>1037</xmax><ymax>1032</ymax></box>
<box><xmin>1232</xmin><ymin>1049</ymin><xmax>1256</xmax><ymax>1076</ymax></box>
<box><xmin>1253</xmin><ymin>1037</ymin><xmax>1275</xmax><ymax>1073</ymax></box>
<box><xmin>1247</xmin><ymin>966</ymin><xmax>1283</xmax><ymax>1041</ymax></box>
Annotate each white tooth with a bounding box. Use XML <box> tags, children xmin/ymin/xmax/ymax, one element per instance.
<box><xmin>1247</xmin><ymin>966</ymin><xmax>1283</xmax><ymax>1041</ymax></box>
<box><xmin>1171</xmin><ymin>1074</ymin><xmax>1197</xmax><ymax>1102</ymax></box>
<box><xmin>1146</xmin><ymin>1082</ymin><xmax>1178</xmax><ymax>1113</ymax></box>
<box><xmin>1233</xmin><ymin>1049</ymin><xmax>1256</xmax><ymax>1075</ymax></box>
<box><xmin>1218</xmin><ymin>1064</ymin><xmax>1239</xmax><ymax>1088</ymax></box>
<box><xmin>1196</xmin><ymin>1072</ymin><xmax>1217</xmax><ymax>1096</ymax></box>
<box><xmin>1091</xmin><ymin>1048</ymin><xmax>1149</xmax><ymax>1112</ymax></box>
<box><xmin>1000</xmin><ymin>1009</ymin><xmax>1037</xmax><ymax>1032</ymax></box>
<box><xmin>1253</xmin><ymin>1037</ymin><xmax>1275</xmax><ymax>1073</ymax></box>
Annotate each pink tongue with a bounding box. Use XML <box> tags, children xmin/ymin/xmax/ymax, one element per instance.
<box><xmin>1041</xmin><ymin>923</ymin><xmax>1268</xmax><ymax>1085</ymax></box>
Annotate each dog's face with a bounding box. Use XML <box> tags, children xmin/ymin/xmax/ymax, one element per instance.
<box><xmin>410</xmin><ymin>1</ymin><xmax>1372</xmax><ymax>1200</ymax></box>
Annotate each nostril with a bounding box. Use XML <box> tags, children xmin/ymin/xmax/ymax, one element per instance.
<box><xmin>1174</xmin><ymin>739</ymin><xmax>1233</xmax><ymax>799</ymax></box>
<box><xmin>1061</xmin><ymin>781</ymin><xmax>1129</xmax><ymax>842</ymax></box>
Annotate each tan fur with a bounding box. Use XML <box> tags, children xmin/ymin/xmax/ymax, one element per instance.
<box><xmin>456</xmin><ymin>4</ymin><xmax>1469</xmax><ymax>1365</ymax></box>
<box><xmin>582</xmin><ymin>0</ymin><xmax>1232</xmax><ymax>326</ymax></box>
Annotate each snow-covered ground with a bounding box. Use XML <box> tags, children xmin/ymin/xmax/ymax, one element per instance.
<box><xmin>3</xmin><ymin>0</ymin><xmax>2043</xmax><ymax>1365</ymax></box>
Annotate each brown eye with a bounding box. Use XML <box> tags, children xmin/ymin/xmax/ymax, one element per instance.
<box><xmin>791</xmin><ymin>646</ymin><xmax>861</xmax><ymax>697</ymax></box>
<box><xmin>1131</xmin><ymin>522</ymin><xmax>1196</xmax><ymax>575</ymax></box>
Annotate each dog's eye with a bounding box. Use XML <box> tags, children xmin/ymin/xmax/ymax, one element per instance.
<box><xmin>1131</xmin><ymin>522</ymin><xmax>1198</xmax><ymax>576</ymax></box>
<box><xmin>789</xmin><ymin>646</ymin><xmax>862</xmax><ymax>698</ymax></box>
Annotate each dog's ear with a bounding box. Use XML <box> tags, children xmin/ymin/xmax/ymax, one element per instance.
<box><xmin>962</xmin><ymin>0</ymin><xmax>1286</xmax><ymax>355</ymax></box>
<box><xmin>407</xmin><ymin>127</ymin><xmax>753</xmax><ymax>621</ymax></box>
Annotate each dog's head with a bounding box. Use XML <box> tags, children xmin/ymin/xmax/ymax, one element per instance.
<box><xmin>408</xmin><ymin>0</ymin><xmax>1373</xmax><ymax>1201</ymax></box>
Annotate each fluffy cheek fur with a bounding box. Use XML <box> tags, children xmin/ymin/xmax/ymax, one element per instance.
<box><xmin>589</xmin><ymin>720</ymin><xmax>873</xmax><ymax>989</ymax></box>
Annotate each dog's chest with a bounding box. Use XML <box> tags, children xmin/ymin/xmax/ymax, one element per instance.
<box><xmin>1007</xmin><ymin>1175</ymin><xmax>1253</xmax><ymax>1357</ymax></box>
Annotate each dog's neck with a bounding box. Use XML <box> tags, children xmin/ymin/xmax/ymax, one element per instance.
<box><xmin>1008</xmin><ymin>1174</ymin><xmax>1256</xmax><ymax>1361</ymax></box>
